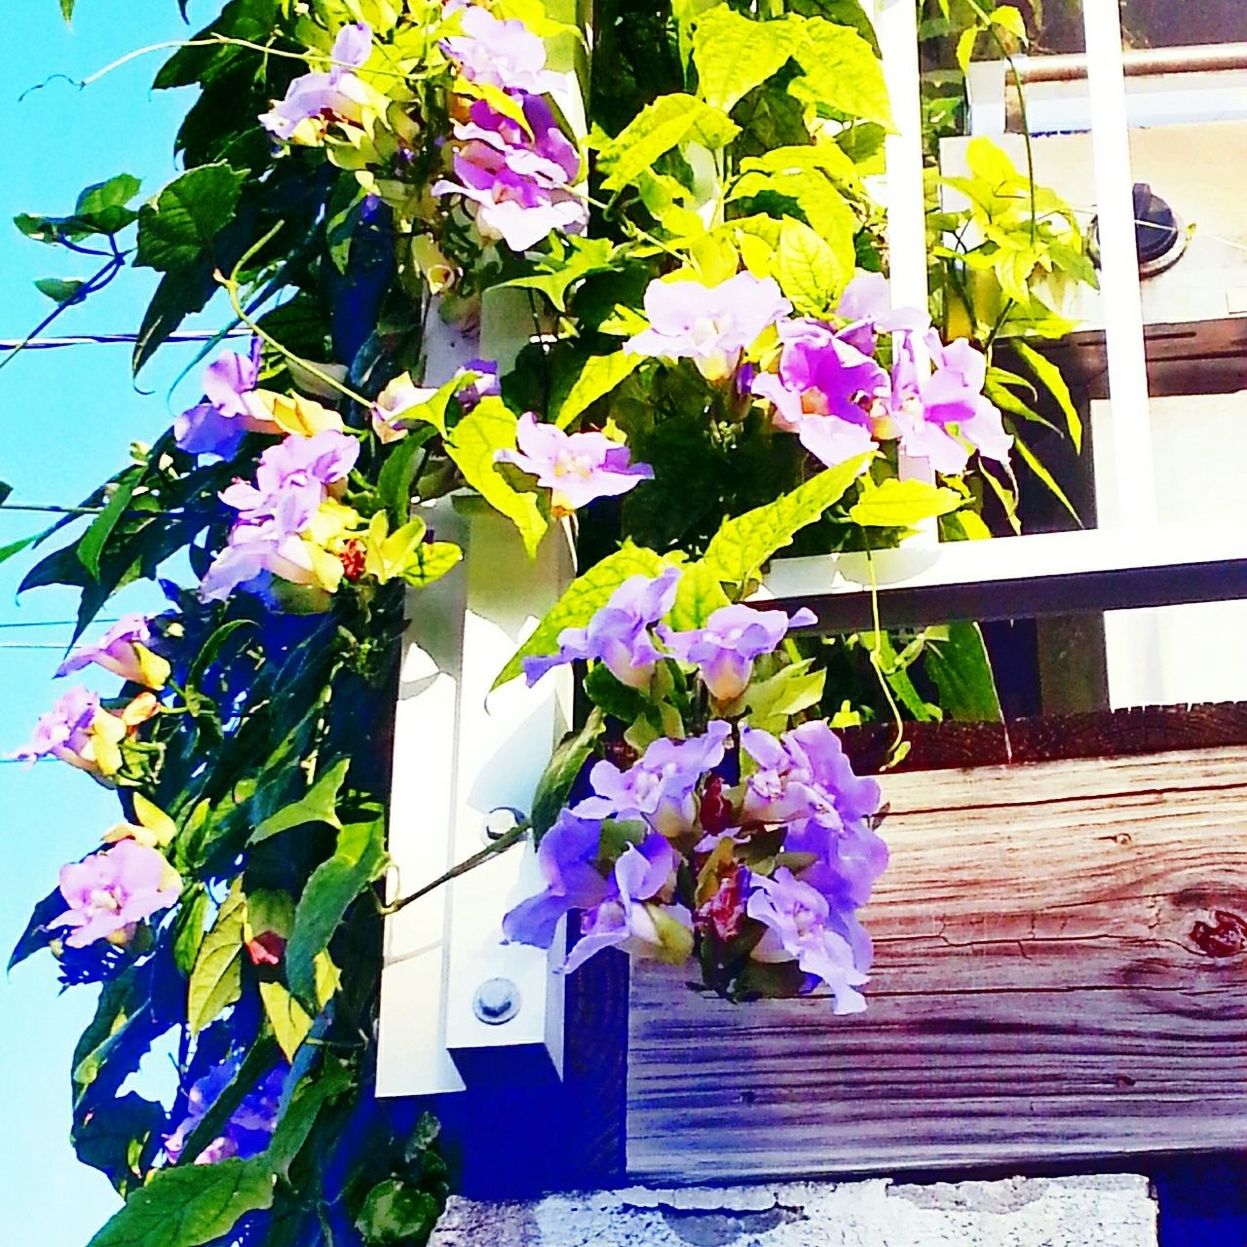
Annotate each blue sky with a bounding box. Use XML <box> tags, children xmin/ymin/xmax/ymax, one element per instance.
<box><xmin>0</xmin><ymin>5</ymin><xmax>216</xmax><ymax>1240</ymax></box>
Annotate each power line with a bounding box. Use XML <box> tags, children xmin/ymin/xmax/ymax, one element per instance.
<box><xmin>0</xmin><ymin>330</ymin><xmax>251</xmax><ymax>351</ymax></box>
<box><xmin>0</xmin><ymin>618</ymin><xmax>122</xmax><ymax>630</ymax></box>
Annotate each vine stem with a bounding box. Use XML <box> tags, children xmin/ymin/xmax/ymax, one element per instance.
<box><xmin>216</xmin><ymin>226</ymin><xmax>372</xmax><ymax>412</ymax></box>
<box><xmin>377</xmin><ymin>820</ymin><xmax>531</xmax><ymax>916</ymax></box>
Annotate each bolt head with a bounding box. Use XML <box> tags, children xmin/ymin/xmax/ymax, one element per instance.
<box><xmin>473</xmin><ymin>976</ymin><xmax>520</xmax><ymax>1025</ymax></box>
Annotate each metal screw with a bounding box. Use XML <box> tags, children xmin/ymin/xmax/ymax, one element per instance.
<box><xmin>472</xmin><ymin>977</ymin><xmax>520</xmax><ymax>1025</ymax></box>
<box><xmin>482</xmin><ymin>806</ymin><xmax>525</xmax><ymax>844</ymax></box>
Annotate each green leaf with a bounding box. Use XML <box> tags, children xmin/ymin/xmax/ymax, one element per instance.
<box><xmin>0</xmin><ymin>532</ymin><xmax>35</xmax><ymax>568</ymax></box>
<box><xmin>1012</xmin><ymin>338</ymin><xmax>1082</xmax><ymax>452</ymax></box>
<box><xmin>0</xmin><ymin>481</ymin><xmax>10</xmax><ymax>507</ymax></box>
<box><xmin>741</xmin><ymin>659</ymin><xmax>826</xmax><ymax>733</ymax></box>
<box><xmin>703</xmin><ymin>457</ymin><xmax>869</xmax><ymax>586</ymax></box>
<box><xmin>554</xmin><ymin>351</ymin><xmax>643</xmax><ymax>429</ymax></box>
<box><xmin>378</xmin><ymin>427</ymin><xmax>435</xmax><ymax>525</ymax></box>
<box><xmin>531</xmin><ymin>711</ymin><xmax>605</xmax><ymax>840</ymax></box>
<box><xmin>493</xmin><ymin>542</ymin><xmax>669</xmax><ymax>688</ymax></box>
<box><xmin>266</xmin><ymin>1060</ymin><xmax>354</xmax><ymax>1179</ymax></box>
<box><xmin>598</xmin><ymin>94</ymin><xmax>739</xmax><ymax>193</ymax></box>
<box><xmin>792</xmin><ymin>19</ymin><xmax>892</xmax><ymax>127</ymax></box>
<box><xmin>172</xmin><ymin>887</ymin><xmax>209</xmax><ymax>976</ymax></box>
<box><xmin>924</xmin><ymin>620</ymin><xmax>1003</xmax><ymax>722</ymax></box>
<box><xmin>135</xmin><ymin>164</ymin><xmax>246</xmax><ymax>272</ymax></box>
<box><xmin>250</xmin><ymin>758</ymin><xmax>348</xmax><ymax>844</ymax></box>
<box><xmin>667</xmin><ymin>559</ymin><xmax>730</xmax><ymax>631</ymax></box>
<box><xmin>692</xmin><ymin>8</ymin><xmax>794</xmax><ymax>112</ymax></box>
<box><xmin>258</xmin><ymin>981</ymin><xmax>313</xmax><ymax>1063</ymax></box>
<box><xmin>187</xmin><ymin>881</ymin><xmax>246</xmax><ymax>1035</ymax></box>
<box><xmin>444</xmin><ymin>397</ymin><xmax>547</xmax><ymax>557</ymax></box>
<box><xmin>60</xmin><ymin>0</ymin><xmax>75</xmax><ymax>20</ymax></box>
<box><xmin>77</xmin><ymin>470</ymin><xmax>140</xmax><ymax>579</ymax></box>
<box><xmin>286</xmin><ymin>817</ymin><xmax>386</xmax><ymax>1007</ymax></box>
<box><xmin>85</xmin><ymin>1158</ymin><xmax>273</xmax><ymax>1247</ymax></box>
<box><xmin>1011</xmin><ymin>427</ymin><xmax>1080</xmax><ymax>525</ymax></box>
<box><xmin>356</xmin><ymin>1179</ymin><xmax>440</xmax><ymax>1246</ymax></box>
<box><xmin>34</xmin><ymin>277</ymin><xmax>85</xmax><ymax>303</ymax></box>
<box><xmin>848</xmin><ymin>477</ymin><xmax>962</xmax><ymax>528</ymax></box>
<box><xmin>15</xmin><ymin>173</ymin><xmax>141</xmax><ymax>243</ymax></box>
<box><xmin>498</xmin><ymin>236</ymin><xmax>618</xmax><ymax>312</ymax></box>
<box><xmin>405</xmin><ymin>541</ymin><xmax>462</xmax><ymax>587</ymax></box>
<box><xmin>774</xmin><ymin>218</ymin><xmax>846</xmax><ymax>314</ymax></box>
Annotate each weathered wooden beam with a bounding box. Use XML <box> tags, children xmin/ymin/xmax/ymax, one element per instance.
<box><xmin>626</xmin><ymin>745</ymin><xmax>1247</xmax><ymax>1182</ymax></box>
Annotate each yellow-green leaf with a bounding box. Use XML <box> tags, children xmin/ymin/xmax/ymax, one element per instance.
<box><xmin>187</xmin><ymin>883</ymin><xmax>246</xmax><ymax>1035</ymax></box>
<box><xmin>774</xmin><ymin>218</ymin><xmax>845</xmax><ymax>315</ymax></box>
<box><xmin>555</xmin><ymin>351</ymin><xmax>643</xmax><ymax>428</ymax></box>
<box><xmin>792</xmin><ymin>19</ymin><xmax>892</xmax><ymax>127</ymax></box>
<box><xmin>598</xmin><ymin>94</ymin><xmax>739</xmax><ymax>193</ymax></box>
<box><xmin>703</xmin><ymin>456</ymin><xmax>870</xmax><ymax>587</ymax></box>
<box><xmin>259</xmin><ymin>981</ymin><xmax>313</xmax><ymax>1063</ymax></box>
<box><xmin>445</xmin><ymin>397</ymin><xmax>547</xmax><ymax>558</ymax></box>
<box><xmin>493</xmin><ymin>542</ymin><xmax>669</xmax><ymax>688</ymax></box>
<box><xmin>692</xmin><ymin>7</ymin><xmax>794</xmax><ymax>112</ymax></box>
<box><xmin>848</xmin><ymin>477</ymin><xmax>962</xmax><ymax>528</ymax></box>
<box><xmin>1012</xmin><ymin>338</ymin><xmax>1082</xmax><ymax>451</ymax></box>
<box><xmin>667</xmin><ymin>559</ymin><xmax>731</xmax><ymax>631</ymax></box>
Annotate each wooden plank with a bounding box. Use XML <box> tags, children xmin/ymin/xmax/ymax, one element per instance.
<box><xmin>839</xmin><ymin>702</ymin><xmax>1247</xmax><ymax>775</ymax></box>
<box><xmin>626</xmin><ymin>744</ymin><xmax>1247</xmax><ymax>1182</ymax></box>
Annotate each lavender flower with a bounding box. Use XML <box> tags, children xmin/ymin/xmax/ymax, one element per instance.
<box><xmin>13</xmin><ymin>687</ymin><xmax>158</xmax><ymax>780</ymax></box>
<box><xmin>433</xmin><ymin>94</ymin><xmax>587</xmax><ymax>251</ymax></box>
<box><xmin>523</xmin><ymin>566</ymin><xmax>680</xmax><ymax>690</ymax></box>
<box><xmin>501</xmin><ymin>812</ymin><xmax>608</xmax><ymax>949</ymax></box>
<box><xmin>659</xmin><ymin>604</ymin><xmax>816</xmax><ymax>702</ymax></box>
<box><xmin>370</xmin><ymin>374</ymin><xmax>440</xmax><ymax>445</ymax></box>
<box><xmin>833</xmin><ymin>271</ymin><xmax>928</xmax><ymax>356</ymax></box>
<box><xmin>881</xmin><ymin>332</ymin><xmax>1012</xmax><ymax>474</ymax></box>
<box><xmin>259</xmin><ymin>23</ymin><xmax>376</xmax><ymax>146</ymax></box>
<box><xmin>50</xmin><ymin>839</ymin><xmax>181</xmax><ymax>948</ymax></box>
<box><xmin>497</xmin><ymin>413</ymin><xmax>653</xmax><ymax>514</ymax></box>
<box><xmin>56</xmin><ymin>614</ymin><xmax>170</xmax><ymax>690</ymax></box>
<box><xmin>174</xmin><ymin>340</ymin><xmax>273</xmax><ymax>458</ymax></box>
<box><xmin>746</xmin><ymin>867</ymin><xmax>868</xmax><ymax>1014</ymax></box>
<box><xmin>626</xmin><ymin>273</ymin><xmax>793</xmax><ymax>382</ymax></box>
<box><xmin>741</xmin><ymin>721</ymin><xmax>881</xmax><ymax>833</ymax></box>
<box><xmin>563</xmin><ymin>833</ymin><xmax>692</xmax><ymax>973</ymax></box>
<box><xmin>575</xmin><ymin>721</ymin><xmax>732</xmax><ymax>837</ymax></box>
<box><xmin>200</xmin><ymin>432</ymin><xmax>361</xmax><ymax>602</ymax></box>
<box><xmin>750</xmin><ymin>318</ymin><xmax>887</xmax><ymax>469</ymax></box>
<box><xmin>442</xmin><ymin>5</ymin><xmax>563</xmax><ymax>96</ymax></box>
<box><xmin>166</xmin><ymin>1063</ymin><xmax>286</xmax><ymax>1165</ymax></box>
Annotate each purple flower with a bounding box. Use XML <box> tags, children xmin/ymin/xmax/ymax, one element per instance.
<box><xmin>56</xmin><ymin>614</ymin><xmax>171</xmax><ymax>690</ymax></box>
<box><xmin>497</xmin><ymin>413</ymin><xmax>653</xmax><ymax>514</ymax></box>
<box><xmin>746</xmin><ymin>868</ymin><xmax>869</xmax><ymax>1014</ymax></box>
<box><xmin>741</xmin><ymin>721</ymin><xmax>881</xmax><ymax>832</ymax></box>
<box><xmin>834</xmin><ymin>271</ymin><xmax>928</xmax><ymax>356</ymax></box>
<box><xmin>626</xmin><ymin>273</ymin><xmax>792</xmax><ymax>382</ymax></box>
<box><xmin>50</xmin><ymin>839</ymin><xmax>181</xmax><ymax>948</ymax></box>
<box><xmin>174</xmin><ymin>340</ymin><xmax>274</xmax><ymax>458</ymax></box>
<box><xmin>15</xmin><ymin>686</ymin><xmax>100</xmax><ymax>766</ymax></box>
<box><xmin>563</xmin><ymin>832</ymin><xmax>692</xmax><ymax>973</ymax></box>
<box><xmin>433</xmin><ymin>94</ymin><xmax>587</xmax><ymax>251</ymax></box>
<box><xmin>370</xmin><ymin>374</ymin><xmax>440</xmax><ymax>445</ymax></box>
<box><xmin>881</xmin><ymin>332</ymin><xmax>1012</xmax><ymax>474</ymax></box>
<box><xmin>502</xmin><ymin>812</ymin><xmax>609</xmax><ymax>949</ymax></box>
<box><xmin>575</xmin><ymin>721</ymin><xmax>732</xmax><ymax>837</ymax></box>
<box><xmin>200</xmin><ymin>431</ymin><xmax>360</xmax><ymax>603</ymax></box>
<box><xmin>659</xmin><ymin>604</ymin><xmax>817</xmax><ymax>702</ymax></box>
<box><xmin>750</xmin><ymin>318</ymin><xmax>887</xmax><ymax>469</ymax></box>
<box><xmin>166</xmin><ymin>1063</ymin><xmax>286</xmax><ymax>1165</ymax></box>
<box><xmin>442</xmin><ymin>5</ymin><xmax>563</xmax><ymax>96</ymax></box>
<box><xmin>259</xmin><ymin>23</ymin><xmax>375</xmax><ymax>144</ymax></box>
<box><xmin>523</xmin><ymin>566</ymin><xmax>680</xmax><ymax>690</ymax></box>
<box><xmin>456</xmin><ymin>358</ymin><xmax>500</xmax><ymax>409</ymax></box>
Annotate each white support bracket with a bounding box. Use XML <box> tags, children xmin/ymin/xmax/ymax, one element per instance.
<box><xmin>377</xmin><ymin>504</ymin><xmax>575</xmax><ymax>1097</ymax></box>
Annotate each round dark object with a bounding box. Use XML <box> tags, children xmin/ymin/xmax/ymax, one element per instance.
<box><xmin>1088</xmin><ymin>183</ymin><xmax>1186</xmax><ymax>278</ymax></box>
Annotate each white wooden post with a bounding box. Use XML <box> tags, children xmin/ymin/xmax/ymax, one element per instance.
<box><xmin>870</xmin><ymin>0</ymin><xmax>938</xmax><ymax>507</ymax></box>
<box><xmin>376</xmin><ymin>1</ymin><xmax>589</xmax><ymax>1098</ymax></box>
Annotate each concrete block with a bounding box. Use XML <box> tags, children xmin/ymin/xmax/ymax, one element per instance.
<box><xmin>430</xmin><ymin>1174</ymin><xmax>1157</xmax><ymax>1247</ymax></box>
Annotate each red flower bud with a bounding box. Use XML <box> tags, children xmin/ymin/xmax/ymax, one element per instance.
<box><xmin>340</xmin><ymin>538</ymin><xmax>367</xmax><ymax>583</ymax></box>
<box><xmin>245</xmin><ymin>931</ymin><xmax>287</xmax><ymax>967</ymax></box>
<box><xmin>699</xmin><ymin>775</ymin><xmax>734</xmax><ymax>835</ymax></box>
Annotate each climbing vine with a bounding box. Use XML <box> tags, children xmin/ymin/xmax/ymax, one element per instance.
<box><xmin>6</xmin><ymin>1</ymin><xmax>1090</xmax><ymax>1243</ymax></box>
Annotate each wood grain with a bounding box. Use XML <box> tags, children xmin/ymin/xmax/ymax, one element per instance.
<box><xmin>626</xmin><ymin>745</ymin><xmax>1247</xmax><ymax>1182</ymax></box>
